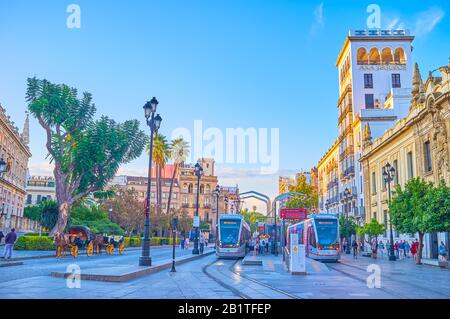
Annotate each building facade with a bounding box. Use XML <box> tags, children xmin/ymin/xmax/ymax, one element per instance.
<box><xmin>360</xmin><ymin>61</ymin><xmax>450</xmax><ymax>259</ymax></box>
<box><xmin>0</xmin><ymin>108</ymin><xmax>31</xmax><ymax>231</ymax></box>
<box><xmin>25</xmin><ymin>175</ymin><xmax>56</xmax><ymax>206</ymax></box>
<box><xmin>317</xmin><ymin>139</ymin><xmax>340</xmax><ymax>215</ymax></box>
<box><xmin>316</xmin><ymin>29</ymin><xmax>415</xmax><ymax>221</ymax></box>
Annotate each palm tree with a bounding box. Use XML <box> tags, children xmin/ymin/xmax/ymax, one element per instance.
<box><xmin>147</xmin><ymin>133</ymin><xmax>170</xmax><ymax>217</ymax></box>
<box><xmin>166</xmin><ymin>138</ymin><xmax>190</xmax><ymax>215</ymax></box>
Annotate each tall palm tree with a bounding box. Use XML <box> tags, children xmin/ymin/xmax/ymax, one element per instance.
<box><xmin>147</xmin><ymin>133</ymin><xmax>170</xmax><ymax>217</ymax></box>
<box><xmin>166</xmin><ymin>138</ymin><xmax>190</xmax><ymax>215</ymax></box>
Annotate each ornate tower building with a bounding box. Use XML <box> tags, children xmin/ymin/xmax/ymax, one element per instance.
<box><xmin>335</xmin><ymin>29</ymin><xmax>414</xmax><ymax>222</ymax></box>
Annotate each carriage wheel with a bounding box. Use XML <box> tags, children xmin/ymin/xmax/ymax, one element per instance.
<box><xmin>106</xmin><ymin>244</ymin><xmax>114</xmax><ymax>255</ymax></box>
<box><xmin>71</xmin><ymin>245</ymin><xmax>79</xmax><ymax>258</ymax></box>
<box><xmin>86</xmin><ymin>242</ymin><xmax>94</xmax><ymax>257</ymax></box>
<box><xmin>56</xmin><ymin>246</ymin><xmax>62</xmax><ymax>258</ymax></box>
<box><xmin>119</xmin><ymin>242</ymin><xmax>125</xmax><ymax>255</ymax></box>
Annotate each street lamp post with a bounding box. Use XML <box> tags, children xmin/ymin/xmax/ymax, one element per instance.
<box><xmin>213</xmin><ymin>185</ymin><xmax>220</xmax><ymax>248</ymax></box>
<box><xmin>325</xmin><ymin>199</ymin><xmax>330</xmax><ymax>213</ymax></box>
<box><xmin>192</xmin><ymin>163</ymin><xmax>203</xmax><ymax>255</ymax></box>
<box><xmin>139</xmin><ymin>97</ymin><xmax>162</xmax><ymax>267</ymax></box>
<box><xmin>0</xmin><ymin>158</ymin><xmax>7</xmax><ymax>228</ymax></box>
<box><xmin>273</xmin><ymin>202</ymin><xmax>278</xmax><ymax>256</ymax></box>
<box><xmin>344</xmin><ymin>188</ymin><xmax>352</xmax><ymax>254</ymax></box>
<box><xmin>383</xmin><ymin>162</ymin><xmax>396</xmax><ymax>261</ymax></box>
<box><xmin>171</xmin><ymin>217</ymin><xmax>178</xmax><ymax>272</ymax></box>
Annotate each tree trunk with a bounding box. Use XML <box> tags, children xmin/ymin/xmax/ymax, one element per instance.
<box><xmin>158</xmin><ymin>165</ymin><xmax>163</xmax><ymax>214</ymax></box>
<box><xmin>166</xmin><ymin>164</ymin><xmax>178</xmax><ymax>215</ymax></box>
<box><xmin>50</xmin><ymin>202</ymin><xmax>70</xmax><ymax>235</ymax></box>
<box><xmin>417</xmin><ymin>232</ymin><xmax>424</xmax><ymax>265</ymax></box>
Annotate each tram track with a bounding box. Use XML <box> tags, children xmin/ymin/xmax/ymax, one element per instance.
<box><xmin>202</xmin><ymin>255</ymin><xmax>301</xmax><ymax>299</ymax></box>
<box><xmin>327</xmin><ymin>260</ymin><xmax>450</xmax><ymax>298</ymax></box>
<box><xmin>202</xmin><ymin>258</ymin><xmax>250</xmax><ymax>299</ymax></box>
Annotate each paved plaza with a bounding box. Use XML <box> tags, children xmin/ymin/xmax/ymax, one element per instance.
<box><xmin>1</xmin><ymin>246</ymin><xmax>449</xmax><ymax>299</ymax></box>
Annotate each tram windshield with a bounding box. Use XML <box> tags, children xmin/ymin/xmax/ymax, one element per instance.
<box><xmin>220</xmin><ymin>219</ymin><xmax>241</xmax><ymax>245</ymax></box>
<box><xmin>314</xmin><ymin>219</ymin><xmax>338</xmax><ymax>245</ymax></box>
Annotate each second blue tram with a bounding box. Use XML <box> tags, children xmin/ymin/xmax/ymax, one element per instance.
<box><xmin>287</xmin><ymin>214</ymin><xmax>340</xmax><ymax>262</ymax></box>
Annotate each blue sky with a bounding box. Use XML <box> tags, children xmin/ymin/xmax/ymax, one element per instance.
<box><xmin>1</xmin><ymin>0</ymin><xmax>449</xmax><ymax>211</ymax></box>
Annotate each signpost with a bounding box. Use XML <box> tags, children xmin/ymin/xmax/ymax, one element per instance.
<box><xmin>289</xmin><ymin>233</ymin><xmax>306</xmax><ymax>275</ymax></box>
<box><xmin>193</xmin><ymin>216</ymin><xmax>200</xmax><ymax>228</ymax></box>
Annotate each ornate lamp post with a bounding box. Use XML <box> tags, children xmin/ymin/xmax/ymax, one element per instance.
<box><xmin>139</xmin><ymin>97</ymin><xmax>162</xmax><ymax>266</ymax></box>
<box><xmin>171</xmin><ymin>217</ymin><xmax>178</xmax><ymax>272</ymax></box>
<box><xmin>192</xmin><ymin>162</ymin><xmax>203</xmax><ymax>255</ymax></box>
<box><xmin>343</xmin><ymin>188</ymin><xmax>352</xmax><ymax>254</ymax></box>
<box><xmin>383</xmin><ymin>162</ymin><xmax>396</xmax><ymax>261</ymax></box>
<box><xmin>213</xmin><ymin>185</ymin><xmax>220</xmax><ymax>248</ymax></box>
<box><xmin>0</xmin><ymin>158</ymin><xmax>7</xmax><ymax>224</ymax></box>
<box><xmin>325</xmin><ymin>199</ymin><xmax>330</xmax><ymax>213</ymax></box>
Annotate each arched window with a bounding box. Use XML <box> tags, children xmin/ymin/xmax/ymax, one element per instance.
<box><xmin>188</xmin><ymin>183</ymin><xmax>193</xmax><ymax>193</ymax></box>
<box><xmin>369</xmin><ymin>48</ymin><xmax>381</xmax><ymax>65</ymax></box>
<box><xmin>381</xmin><ymin>48</ymin><xmax>393</xmax><ymax>64</ymax></box>
<box><xmin>205</xmin><ymin>185</ymin><xmax>211</xmax><ymax>193</ymax></box>
<box><xmin>200</xmin><ymin>184</ymin><xmax>204</xmax><ymax>194</ymax></box>
<box><xmin>357</xmin><ymin>48</ymin><xmax>368</xmax><ymax>65</ymax></box>
<box><xmin>394</xmin><ymin>48</ymin><xmax>406</xmax><ymax>64</ymax></box>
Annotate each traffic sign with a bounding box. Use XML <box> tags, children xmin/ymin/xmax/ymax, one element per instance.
<box><xmin>280</xmin><ymin>208</ymin><xmax>307</xmax><ymax>220</ymax></box>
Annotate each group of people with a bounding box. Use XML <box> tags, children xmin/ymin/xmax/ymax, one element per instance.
<box><xmin>0</xmin><ymin>228</ymin><xmax>17</xmax><ymax>259</ymax></box>
<box><xmin>179</xmin><ymin>232</ymin><xmax>208</xmax><ymax>254</ymax></box>
<box><xmin>251</xmin><ymin>236</ymin><xmax>270</xmax><ymax>256</ymax></box>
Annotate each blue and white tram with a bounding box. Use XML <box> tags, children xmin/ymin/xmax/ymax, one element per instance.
<box><xmin>287</xmin><ymin>214</ymin><xmax>340</xmax><ymax>262</ymax></box>
<box><xmin>216</xmin><ymin>214</ymin><xmax>251</xmax><ymax>258</ymax></box>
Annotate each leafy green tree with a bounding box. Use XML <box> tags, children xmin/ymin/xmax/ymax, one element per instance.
<box><xmin>423</xmin><ymin>180</ymin><xmax>450</xmax><ymax>233</ymax></box>
<box><xmin>285</xmin><ymin>175</ymin><xmax>318</xmax><ymax>211</ymax></box>
<box><xmin>26</xmin><ymin>78</ymin><xmax>147</xmax><ymax>234</ymax></box>
<box><xmin>24</xmin><ymin>200</ymin><xmax>59</xmax><ymax>231</ymax></box>
<box><xmin>105</xmin><ymin>189</ymin><xmax>144</xmax><ymax>236</ymax></box>
<box><xmin>240</xmin><ymin>209</ymin><xmax>266</xmax><ymax>233</ymax></box>
<box><xmin>69</xmin><ymin>205</ymin><xmax>124</xmax><ymax>235</ymax></box>
<box><xmin>339</xmin><ymin>215</ymin><xmax>357</xmax><ymax>239</ymax></box>
<box><xmin>358</xmin><ymin>218</ymin><xmax>385</xmax><ymax>250</ymax></box>
<box><xmin>389</xmin><ymin>178</ymin><xmax>433</xmax><ymax>264</ymax></box>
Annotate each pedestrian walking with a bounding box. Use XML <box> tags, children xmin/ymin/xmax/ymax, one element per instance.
<box><xmin>378</xmin><ymin>240</ymin><xmax>385</xmax><ymax>259</ymax></box>
<box><xmin>405</xmin><ymin>241</ymin><xmax>411</xmax><ymax>258</ymax></box>
<box><xmin>185</xmin><ymin>237</ymin><xmax>189</xmax><ymax>249</ymax></box>
<box><xmin>398</xmin><ymin>240</ymin><xmax>404</xmax><ymax>259</ymax></box>
<box><xmin>260</xmin><ymin>238</ymin><xmax>265</xmax><ymax>256</ymax></box>
<box><xmin>410</xmin><ymin>239</ymin><xmax>417</xmax><ymax>261</ymax></box>
<box><xmin>180</xmin><ymin>237</ymin><xmax>185</xmax><ymax>250</ymax></box>
<box><xmin>352</xmin><ymin>239</ymin><xmax>358</xmax><ymax>259</ymax></box>
<box><xmin>254</xmin><ymin>238</ymin><xmax>260</xmax><ymax>256</ymax></box>
<box><xmin>0</xmin><ymin>230</ymin><xmax>4</xmax><ymax>244</ymax></box>
<box><xmin>394</xmin><ymin>241</ymin><xmax>399</xmax><ymax>259</ymax></box>
<box><xmin>2</xmin><ymin>228</ymin><xmax>17</xmax><ymax>259</ymax></box>
<box><xmin>371</xmin><ymin>238</ymin><xmax>378</xmax><ymax>258</ymax></box>
<box><xmin>439</xmin><ymin>241</ymin><xmax>448</xmax><ymax>262</ymax></box>
<box><xmin>199</xmin><ymin>233</ymin><xmax>205</xmax><ymax>254</ymax></box>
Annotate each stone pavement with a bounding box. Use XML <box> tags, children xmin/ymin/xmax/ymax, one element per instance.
<box><xmin>235</xmin><ymin>253</ymin><xmax>450</xmax><ymax>299</ymax></box>
<box><xmin>0</xmin><ymin>253</ymin><xmax>238</xmax><ymax>299</ymax></box>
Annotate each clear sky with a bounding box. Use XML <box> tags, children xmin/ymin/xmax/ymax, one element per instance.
<box><xmin>1</xmin><ymin>0</ymin><xmax>449</xmax><ymax>212</ymax></box>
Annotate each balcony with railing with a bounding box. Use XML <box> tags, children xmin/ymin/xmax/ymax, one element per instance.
<box><xmin>343</xmin><ymin>166</ymin><xmax>355</xmax><ymax>177</ymax></box>
<box><xmin>327</xmin><ymin>178</ymin><xmax>338</xmax><ymax>190</ymax></box>
<box><xmin>338</xmin><ymin>103</ymin><xmax>352</xmax><ymax>124</ymax></box>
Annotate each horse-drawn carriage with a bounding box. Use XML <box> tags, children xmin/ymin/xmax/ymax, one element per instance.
<box><xmin>53</xmin><ymin>226</ymin><xmax>125</xmax><ymax>258</ymax></box>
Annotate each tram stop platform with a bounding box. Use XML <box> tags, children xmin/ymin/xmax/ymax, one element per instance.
<box><xmin>241</xmin><ymin>253</ymin><xmax>329</xmax><ymax>274</ymax></box>
<box><xmin>51</xmin><ymin>248</ymin><xmax>215</xmax><ymax>283</ymax></box>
